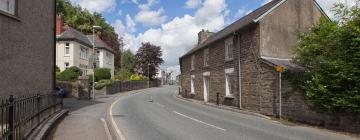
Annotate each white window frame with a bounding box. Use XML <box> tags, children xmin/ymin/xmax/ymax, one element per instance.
<box><xmin>0</xmin><ymin>0</ymin><xmax>16</xmax><ymax>15</ymax></box>
<box><xmin>80</xmin><ymin>46</ymin><xmax>87</xmax><ymax>59</ymax></box>
<box><xmin>64</xmin><ymin>46</ymin><xmax>70</xmax><ymax>57</ymax></box>
<box><xmin>191</xmin><ymin>55</ymin><xmax>196</xmax><ymax>70</ymax></box>
<box><xmin>190</xmin><ymin>75</ymin><xmax>195</xmax><ymax>94</ymax></box>
<box><xmin>225</xmin><ymin>68</ymin><xmax>234</xmax><ymax>97</ymax></box>
<box><xmin>225</xmin><ymin>37</ymin><xmax>234</xmax><ymax>61</ymax></box>
<box><xmin>106</xmin><ymin>52</ymin><xmax>112</xmax><ymax>64</ymax></box>
<box><xmin>204</xmin><ymin>48</ymin><xmax>209</xmax><ymax>67</ymax></box>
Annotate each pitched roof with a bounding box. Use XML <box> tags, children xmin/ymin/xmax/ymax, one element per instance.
<box><xmin>261</xmin><ymin>57</ymin><xmax>300</xmax><ymax>70</ymax></box>
<box><xmin>181</xmin><ymin>0</ymin><xmax>284</xmax><ymax>58</ymax></box>
<box><xmin>87</xmin><ymin>35</ymin><xmax>115</xmax><ymax>54</ymax></box>
<box><xmin>57</xmin><ymin>26</ymin><xmax>93</xmax><ymax>47</ymax></box>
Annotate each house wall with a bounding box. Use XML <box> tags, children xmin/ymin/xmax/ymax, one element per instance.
<box><xmin>259</xmin><ymin>0</ymin><xmax>323</xmax><ymax>59</ymax></box>
<box><xmin>98</xmin><ymin>49</ymin><xmax>115</xmax><ymax>78</ymax></box>
<box><xmin>56</xmin><ymin>41</ymin><xmax>92</xmax><ymax>75</ymax></box>
<box><xmin>0</xmin><ymin>0</ymin><xmax>55</xmax><ymax>96</ymax></box>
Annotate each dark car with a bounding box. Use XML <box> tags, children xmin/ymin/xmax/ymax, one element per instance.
<box><xmin>55</xmin><ymin>87</ymin><xmax>67</xmax><ymax>98</ymax></box>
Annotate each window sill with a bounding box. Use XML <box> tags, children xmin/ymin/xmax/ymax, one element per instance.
<box><xmin>190</xmin><ymin>92</ymin><xmax>196</xmax><ymax>95</ymax></box>
<box><xmin>0</xmin><ymin>11</ymin><xmax>20</xmax><ymax>21</ymax></box>
<box><xmin>225</xmin><ymin>58</ymin><xmax>234</xmax><ymax>62</ymax></box>
<box><xmin>224</xmin><ymin>95</ymin><xmax>235</xmax><ymax>99</ymax></box>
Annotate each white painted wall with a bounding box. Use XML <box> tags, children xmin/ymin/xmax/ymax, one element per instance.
<box><xmin>97</xmin><ymin>49</ymin><xmax>115</xmax><ymax>78</ymax></box>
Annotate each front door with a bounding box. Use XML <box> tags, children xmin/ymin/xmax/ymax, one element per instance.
<box><xmin>203</xmin><ymin>76</ymin><xmax>209</xmax><ymax>102</ymax></box>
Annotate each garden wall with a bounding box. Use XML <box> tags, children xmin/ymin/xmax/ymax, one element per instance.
<box><xmin>106</xmin><ymin>80</ymin><xmax>161</xmax><ymax>95</ymax></box>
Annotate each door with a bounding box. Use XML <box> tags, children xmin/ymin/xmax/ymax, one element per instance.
<box><xmin>203</xmin><ymin>76</ymin><xmax>209</xmax><ymax>102</ymax></box>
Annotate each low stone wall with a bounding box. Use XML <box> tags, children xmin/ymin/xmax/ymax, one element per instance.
<box><xmin>274</xmin><ymin>80</ymin><xmax>360</xmax><ymax>133</ymax></box>
<box><xmin>56</xmin><ymin>77</ymin><xmax>90</xmax><ymax>99</ymax></box>
<box><xmin>105</xmin><ymin>80</ymin><xmax>161</xmax><ymax>95</ymax></box>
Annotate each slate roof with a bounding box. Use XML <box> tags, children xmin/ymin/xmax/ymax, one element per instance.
<box><xmin>261</xmin><ymin>57</ymin><xmax>302</xmax><ymax>70</ymax></box>
<box><xmin>57</xmin><ymin>26</ymin><xmax>93</xmax><ymax>47</ymax></box>
<box><xmin>180</xmin><ymin>0</ymin><xmax>283</xmax><ymax>58</ymax></box>
<box><xmin>87</xmin><ymin>35</ymin><xmax>115</xmax><ymax>54</ymax></box>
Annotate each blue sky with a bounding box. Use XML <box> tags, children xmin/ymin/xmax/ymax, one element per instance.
<box><xmin>70</xmin><ymin>0</ymin><xmax>357</xmax><ymax>71</ymax></box>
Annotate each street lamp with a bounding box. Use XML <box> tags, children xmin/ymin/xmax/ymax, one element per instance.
<box><xmin>148</xmin><ymin>63</ymin><xmax>151</xmax><ymax>88</ymax></box>
<box><xmin>92</xmin><ymin>25</ymin><xmax>102</xmax><ymax>100</ymax></box>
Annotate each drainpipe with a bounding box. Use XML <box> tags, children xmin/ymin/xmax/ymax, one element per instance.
<box><xmin>236</xmin><ymin>32</ymin><xmax>242</xmax><ymax>109</ymax></box>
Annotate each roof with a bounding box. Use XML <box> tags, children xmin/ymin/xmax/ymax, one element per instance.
<box><xmin>57</xmin><ymin>26</ymin><xmax>93</xmax><ymax>47</ymax></box>
<box><xmin>87</xmin><ymin>35</ymin><xmax>115</xmax><ymax>54</ymax></box>
<box><xmin>180</xmin><ymin>0</ymin><xmax>329</xmax><ymax>59</ymax></box>
<box><xmin>261</xmin><ymin>57</ymin><xmax>301</xmax><ymax>70</ymax></box>
<box><xmin>181</xmin><ymin>0</ymin><xmax>284</xmax><ymax>58</ymax></box>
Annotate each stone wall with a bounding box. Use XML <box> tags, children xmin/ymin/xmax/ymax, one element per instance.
<box><xmin>56</xmin><ymin>77</ymin><xmax>90</xmax><ymax>99</ymax></box>
<box><xmin>105</xmin><ymin>80</ymin><xmax>161</xmax><ymax>95</ymax></box>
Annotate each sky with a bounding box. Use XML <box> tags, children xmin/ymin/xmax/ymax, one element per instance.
<box><xmin>69</xmin><ymin>0</ymin><xmax>358</xmax><ymax>73</ymax></box>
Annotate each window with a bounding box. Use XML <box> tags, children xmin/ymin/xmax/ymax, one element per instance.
<box><xmin>225</xmin><ymin>68</ymin><xmax>234</xmax><ymax>97</ymax></box>
<box><xmin>64</xmin><ymin>62</ymin><xmax>69</xmax><ymax>69</ymax></box>
<box><xmin>191</xmin><ymin>55</ymin><xmax>196</xmax><ymax>70</ymax></box>
<box><xmin>80</xmin><ymin>47</ymin><xmax>87</xmax><ymax>59</ymax></box>
<box><xmin>0</xmin><ymin>0</ymin><xmax>16</xmax><ymax>15</ymax></box>
<box><xmin>225</xmin><ymin>37</ymin><xmax>234</xmax><ymax>61</ymax></box>
<box><xmin>204</xmin><ymin>48</ymin><xmax>209</xmax><ymax>67</ymax></box>
<box><xmin>66</xmin><ymin>42</ymin><xmax>70</xmax><ymax>46</ymax></box>
<box><xmin>191</xmin><ymin>75</ymin><xmax>195</xmax><ymax>94</ymax></box>
<box><xmin>106</xmin><ymin>52</ymin><xmax>111</xmax><ymax>64</ymax></box>
<box><xmin>65</xmin><ymin>47</ymin><xmax>70</xmax><ymax>56</ymax></box>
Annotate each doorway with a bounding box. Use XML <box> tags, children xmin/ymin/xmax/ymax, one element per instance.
<box><xmin>203</xmin><ymin>76</ymin><xmax>209</xmax><ymax>102</ymax></box>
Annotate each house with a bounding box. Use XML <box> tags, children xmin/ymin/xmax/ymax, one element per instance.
<box><xmin>56</xmin><ymin>16</ymin><xmax>115</xmax><ymax>78</ymax></box>
<box><xmin>0</xmin><ymin>0</ymin><xmax>55</xmax><ymax>96</ymax></box>
<box><xmin>180</xmin><ymin>0</ymin><xmax>326</xmax><ymax>118</ymax></box>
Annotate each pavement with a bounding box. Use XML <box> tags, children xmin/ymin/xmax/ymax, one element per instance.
<box><xmin>111</xmin><ymin>86</ymin><xmax>358</xmax><ymax>140</ymax></box>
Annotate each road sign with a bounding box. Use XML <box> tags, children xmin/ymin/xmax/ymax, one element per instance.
<box><xmin>275</xmin><ymin>66</ymin><xmax>285</xmax><ymax>72</ymax></box>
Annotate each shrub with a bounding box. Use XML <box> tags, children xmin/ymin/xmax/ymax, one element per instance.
<box><xmin>115</xmin><ymin>69</ymin><xmax>132</xmax><ymax>81</ymax></box>
<box><xmin>95</xmin><ymin>68</ymin><xmax>111</xmax><ymax>81</ymax></box>
<box><xmin>59</xmin><ymin>66</ymin><xmax>82</xmax><ymax>81</ymax></box>
<box><xmin>56</xmin><ymin>72</ymin><xmax>61</xmax><ymax>80</ymax></box>
<box><xmin>56</xmin><ymin>65</ymin><xmax>61</xmax><ymax>72</ymax></box>
<box><xmin>94</xmin><ymin>79</ymin><xmax>113</xmax><ymax>90</ymax></box>
<box><xmin>130</xmin><ymin>74</ymin><xmax>141</xmax><ymax>81</ymax></box>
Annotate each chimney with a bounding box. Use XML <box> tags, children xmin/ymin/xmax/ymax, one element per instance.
<box><xmin>198</xmin><ymin>29</ymin><xmax>213</xmax><ymax>45</ymax></box>
<box><xmin>56</xmin><ymin>15</ymin><xmax>63</xmax><ymax>36</ymax></box>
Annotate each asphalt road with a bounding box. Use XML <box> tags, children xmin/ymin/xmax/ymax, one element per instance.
<box><xmin>111</xmin><ymin>86</ymin><xmax>356</xmax><ymax>140</ymax></box>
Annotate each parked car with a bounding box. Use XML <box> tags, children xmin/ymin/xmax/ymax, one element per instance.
<box><xmin>55</xmin><ymin>87</ymin><xmax>67</xmax><ymax>98</ymax></box>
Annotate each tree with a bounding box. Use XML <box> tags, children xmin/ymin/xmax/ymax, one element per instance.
<box><xmin>135</xmin><ymin>42</ymin><xmax>164</xmax><ymax>80</ymax></box>
<box><xmin>287</xmin><ymin>3</ymin><xmax>360</xmax><ymax>114</ymax></box>
<box><xmin>122</xmin><ymin>49</ymin><xmax>135</xmax><ymax>72</ymax></box>
<box><xmin>59</xmin><ymin>66</ymin><xmax>82</xmax><ymax>81</ymax></box>
<box><xmin>56</xmin><ymin>0</ymin><xmax>124</xmax><ymax>70</ymax></box>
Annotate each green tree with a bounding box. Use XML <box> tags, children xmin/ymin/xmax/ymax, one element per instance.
<box><xmin>288</xmin><ymin>3</ymin><xmax>360</xmax><ymax>114</ymax></box>
<box><xmin>122</xmin><ymin>49</ymin><xmax>135</xmax><ymax>72</ymax></box>
<box><xmin>95</xmin><ymin>68</ymin><xmax>111</xmax><ymax>81</ymax></box>
<box><xmin>134</xmin><ymin>42</ymin><xmax>164</xmax><ymax>80</ymax></box>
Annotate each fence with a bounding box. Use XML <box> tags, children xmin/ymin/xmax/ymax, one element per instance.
<box><xmin>0</xmin><ymin>93</ymin><xmax>63</xmax><ymax>140</ymax></box>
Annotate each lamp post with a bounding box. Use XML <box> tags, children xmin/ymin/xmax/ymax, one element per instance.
<box><xmin>92</xmin><ymin>25</ymin><xmax>102</xmax><ymax>100</ymax></box>
<box><xmin>275</xmin><ymin>66</ymin><xmax>285</xmax><ymax>119</ymax></box>
<box><xmin>148</xmin><ymin>63</ymin><xmax>151</xmax><ymax>88</ymax></box>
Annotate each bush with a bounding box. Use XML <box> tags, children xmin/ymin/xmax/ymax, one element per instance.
<box><xmin>130</xmin><ymin>74</ymin><xmax>141</xmax><ymax>81</ymax></box>
<box><xmin>115</xmin><ymin>69</ymin><xmax>132</xmax><ymax>81</ymax></box>
<box><xmin>56</xmin><ymin>65</ymin><xmax>61</xmax><ymax>72</ymax></box>
<box><xmin>59</xmin><ymin>66</ymin><xmax>82</xmax><ymax>81</ymax></box>
<box><xmin>94</xmin><ymin>79</ymin><xmax>113</xmax><ymax>90</ymax></box>
<box><xmin>95</xmin><ymin>68</ymin><xmax>111</xmax><ymax>81</ymax></box>
<box><xmin>56</xmin><ymin>72</ymin><xmax>61</xmax><ymax>80</ymax></box>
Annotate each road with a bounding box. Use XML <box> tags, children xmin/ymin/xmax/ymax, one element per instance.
<box><xmin>111</xmin><ymin>86</ymin><xmax>356</xmax><ymax>140</ymax></box>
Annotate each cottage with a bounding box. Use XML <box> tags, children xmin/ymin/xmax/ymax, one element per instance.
<box><xmin>0</xmin><ymin>0</ymin><xmax>55</xmax><ymax>95</ymax></box>
<box><xmin>56</xmin><ymin>16</ymin><xmax>115</xmax><ymax>78</ymax></box>
<box><xmin>180</xmin><ymin>0</ymin><xmax>327</xmax><ymax>117</ymax></box>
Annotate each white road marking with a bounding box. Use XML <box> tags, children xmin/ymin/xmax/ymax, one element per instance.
<box><xmin>173</xmin><ymin>111</ymin><xmax>227</xmax><ymax>131</ymax></box>
<box><xmin>100</xmin><ymin>118</ymin><xmax>113</xmax><ymax>140</ymax></box>
<box><xmin>156</xmin><ymin>102</ymin><xmax>165</xmax><ymax>108</ymax></box>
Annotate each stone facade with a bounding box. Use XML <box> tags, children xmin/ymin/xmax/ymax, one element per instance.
<box><xmin>0</xmin><ymin>0</ymin><xmax>55</xmax><ymax>96</ymax></box>
<box><xmin>180</xmin><ymin>0</ymin><xmax>360</xmax><ymax>133</ymax></box>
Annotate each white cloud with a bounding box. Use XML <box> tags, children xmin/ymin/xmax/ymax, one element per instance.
<box><xmin>70</xmin><ymin>0</ymin><xmax>116</xmax><ymax>13</ymax></box>
<box><xmin>235</xmin><ymin>8</ymin><xmax>253</xmax><ymax>18</ymax></box>
<box><xmin>185</xmin><ymin>0</ymin><xmax>202</xmax><ymax>9</ymax></box>
<box><xmin>261</xmin><ymin>0</ymin><xmax>272</xmax><ymax>5</ymax></box>
<box><xmin>135</xmin><ymin>7</ymin><xmax>167</xmax><ymax>26</ymax></box>
<box><xmin>118</xmin><ymin>10</ymin><xmax>123</xmax><ymax>16</ymax></box>
<box><xmin>113</xmin><ymin>0</ymin><xmax>228</xmax><ymax>69</ymax></box>
<box><xmin>126</xmin><ymin>14</ymin><xmax>137</xmax><ymax>33</ymax></box>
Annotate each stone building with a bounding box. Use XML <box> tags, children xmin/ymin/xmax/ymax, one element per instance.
<box><xmin>0</xmin><ymin>0</ymin><xmax>56</xmax><ymax>96</ymax></box>
<box><xmin>180</xmin><ymin>0</ymin><xmax>326</xmax><ymax>116</ymax></box>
